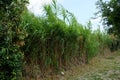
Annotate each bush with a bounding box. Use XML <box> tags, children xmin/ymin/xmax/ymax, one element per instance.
<box><xmin>0</xmin><ymin>0</ymin><xmax>28</xmax><ymax>79</ymax></box>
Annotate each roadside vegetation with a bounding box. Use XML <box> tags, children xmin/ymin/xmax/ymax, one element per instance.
<box><xmin>0</xmin><ymin>0</ymin><xmax>120</xmax><ymax>80</ymax></box>
<box><xmin>21</xmin><ymin>1</ymin><xmax>115</xmax><ymax>79</ymax></box>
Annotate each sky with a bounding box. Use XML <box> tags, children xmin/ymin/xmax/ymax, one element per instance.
<box><xmin>27</xmin><ymin>0</ymin><xmax>109</xmax><ymax>31</ymax></box>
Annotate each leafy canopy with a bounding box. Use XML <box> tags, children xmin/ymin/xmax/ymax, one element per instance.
<box><xmin>96</xmin><ymin>0</ymin><xmax>120</xmax><ymax>36</ymax></box>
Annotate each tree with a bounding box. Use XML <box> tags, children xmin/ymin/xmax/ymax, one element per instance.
<box><xmin>96</xmin><ymin>0</ymin><xmax>120</xmax><ymax>37</ymax></box>
<box><xmin>0</xmin><ymin>0</ymin><xmax>28</xmax><ymax>80</ymax></box>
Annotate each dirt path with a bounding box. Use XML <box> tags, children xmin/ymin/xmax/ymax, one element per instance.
<box><xmin>61</xmin><ymin>50</ymin><xmax>120</xmax><ymax>80</ymax></box>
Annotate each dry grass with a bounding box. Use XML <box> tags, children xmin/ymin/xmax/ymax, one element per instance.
<box><xmin>61</xmin><ymin>50</ymin><xmax>120</xmax><ymax>80</ymax></box>
<box><xmin>22</xmin><ymin>49</ymin><xmax>120</xmax><ymax>80</ymax></box>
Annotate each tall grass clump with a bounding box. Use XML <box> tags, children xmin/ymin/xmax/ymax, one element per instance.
<box><xmin>84</xmin><ymin>30</ymin><xmax>99</xmax><ymax>62</ymax></box>
<box><xmin>20</xmin><ymin>0</ymin><xmax>112</xmax><ymax>78</ymax></box>
<box><xmin>93</xmin><ymin>28</ymin><xmax>113</xmax><ymax>54</ymax></box>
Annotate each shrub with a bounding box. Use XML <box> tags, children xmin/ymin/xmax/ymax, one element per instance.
<box><xmin>0</xmin><ymin>0</ymin><xmax>28</xmax><ymax>79</ymax></box>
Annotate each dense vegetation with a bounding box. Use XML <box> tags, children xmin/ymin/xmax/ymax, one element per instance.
<box><xmin>96</xmin><ymin>0</ymin><xmax>120</xmax><ymax>51</ymax></box>
<box><xmin>96</xmin><ymin>0</ymin><xmax>120</xmax><ymax>36</ymax></box>
<box><xmin>0</xmin><ymin>0</ymin><xmax>118</xmax><ymax>79</ymax></box>
<box><xmin>21</xmin><ymin>1</ymin><xmax>112</xmax><ymax>78</ymax></box>
<box><xmin>0</xmin><ymin>0</ymin><xmax>28</xmax><ymax>80</ymax></box>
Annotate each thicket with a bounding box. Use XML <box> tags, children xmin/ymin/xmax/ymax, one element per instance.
<box><xmin>0</xmin><ymin>0</ymin><xmax>28</xmax><ymax>80</ymax></box>
<box><xmin>0</xmin><ymin>0</ymin><xmax>113</xmax><ymax>79</ymax></box>
<box><xmin>96</xmin><ymin>0</ymin><xmax>120</xmax><ymax>51</ymax></box>
<box><xmin>21</xmin><ymin>1</ymin><xmax>112</xmax><ymax>78</ymax></box>
<box><xmin>96</xmin><ymin>0</ymin><xmax>120</xmax><ymax>36</ymax></box>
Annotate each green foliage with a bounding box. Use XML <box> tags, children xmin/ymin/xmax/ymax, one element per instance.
<box><xmin>84</xmin><ymin>31</ymin><xmax>99</xmax><ymax>62</ymax></box>
<box><xmin>0</xmin><ymin>0</ymin><xmax>28</xmax><ymax>80</ymax></box>
<box><xmin>0</xmin><ymin>47</ymin><xmax>24</xmax><ymax>80</ymax></box>
<box><xmin>21</xmin><ymin>1</ymin><xmax>112</xmax><ymax>75</ymax></box>
<box><xmin>96</xmin><ymin>0</ymin><xmax>120</xmax><ymax>37</ymax></box>
<box><xmin>0</xmin><ymin>0</ymin><xmax>113</xmax><ymax>79</ymax></box>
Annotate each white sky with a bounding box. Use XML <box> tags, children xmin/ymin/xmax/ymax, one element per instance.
<box><xmin>28</xmin><ymin>0</ymin><xmax>52</xmax><ymax>15</ymax></box>
<box><xmin>27</xmin><ymin>0</ymin><xmax>109</xmax><ymax>31</ymax></box>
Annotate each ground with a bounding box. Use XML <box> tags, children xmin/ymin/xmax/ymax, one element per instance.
<box><xmin>60</xmin><ymin>50</ymin><xmax>120</xmax><ymax>80</ymax></box>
